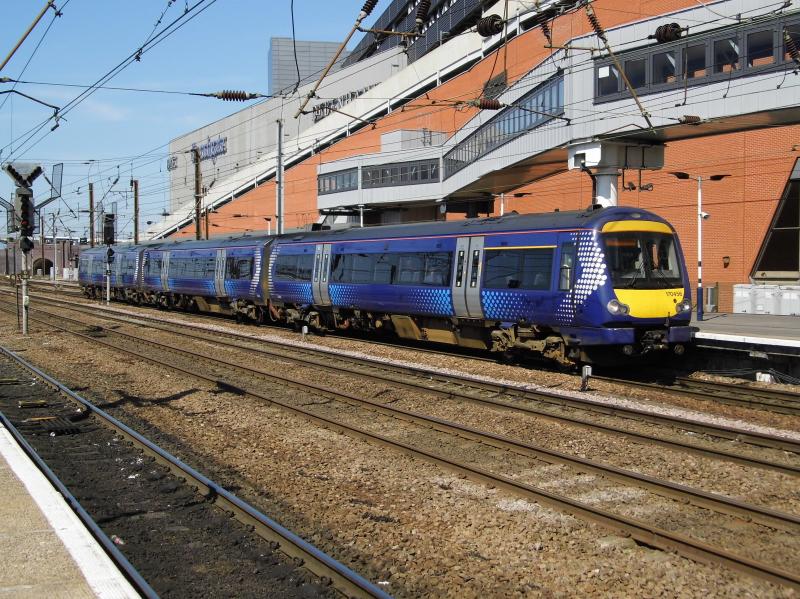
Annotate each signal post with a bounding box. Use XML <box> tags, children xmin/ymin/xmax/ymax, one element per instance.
<box><xmin>3</xmin><ymin>163</ymin><xmax>43</xmax><ymax>336</ymax></box>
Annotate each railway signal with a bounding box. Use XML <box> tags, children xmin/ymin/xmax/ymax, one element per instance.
<box><xmin>3</xmin><ymin>162</ymin><xmax>44</xmax><ymax>336</ymax></box>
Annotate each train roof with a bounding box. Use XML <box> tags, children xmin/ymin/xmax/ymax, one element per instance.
<box><xmin>79</xmin><ymin>207</ymin><xmax>671</xmax><ymax>255</ymax></box>
<box><xmin>277</xmin><ymin>206</ymin><xmax>671</xmax><ymax>245</ymax></box>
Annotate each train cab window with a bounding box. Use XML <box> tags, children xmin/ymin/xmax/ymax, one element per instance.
<box><xmin>604</xmin><ymin>232</ymin><xmax>682</xmax><ymax>288</ymax></box>
<box><xmin>484</xmin><ymin>248</ymin><xmax>554</xmax><ymax>290</ymax></box>
<box><xmin>558</xmin><ymin>243</ymin><xmax>576</xmax><ymax>291</ymax></box>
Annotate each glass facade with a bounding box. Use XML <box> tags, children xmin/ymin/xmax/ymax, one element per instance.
<box><xmin>362</xmin><ymin>159</ymin><xmax>440</xmax><ymax>188</ymax></box>
<box><xmin>444</xmin><ymin>75</ymin><xmax>564</xmax><ymax>179</ymax></box>
<box><xmin>595</xmin><ymin>14</ymin><xmax>795</xmax><ymax>102</ymax></box>
<box><xmin>318</xmin><ymin>168</ymin><xmax>359</xmax><ymax>195</ymax></box>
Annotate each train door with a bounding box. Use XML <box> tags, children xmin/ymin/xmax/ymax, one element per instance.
<box><xmin>214</xmin><ymin>249</ymin><xmax>226</xmax><ymax>296</ymax></box>
<box><xmin>451</xmin><ymin>236</ymin><xmax>485</xmax><ymax>319</ymax></box>
<box><xmin>312</xmin><ymin>243</ymin><xmax>332</xmax><ymax>306</ymax></box>
<box><xmin>160</xmin><ymin>251</ymin><xmax>170</xmax><ymax>291</ymax></box>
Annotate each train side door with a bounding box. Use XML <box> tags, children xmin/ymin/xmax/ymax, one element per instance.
<box><xmin>312</xmin><ymin>243</ymin><xmax>332</xmax><ymax>306</ymax></box>
<box><xmin>451</xmin><ymin>236</ymin><xmax>485</xmax><ymax>319</ymax></box>
<box><xmin>160</xmin><ymin>251</ymin><xmax>170</xmax><ymax>291</ymax></box>
<box><xmin>214</xmin><ymin>249</ymin><xmax>226</xmax><ymax>296</ymax></box>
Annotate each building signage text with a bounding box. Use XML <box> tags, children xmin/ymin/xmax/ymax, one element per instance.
<box><xmin>193</xmin><ymin>137</ymin><xmax>228</xmax><ymax>162</ymax></box>
<box><xmin>312</xmin><ymin>84</ymin><xmax>378</xmax><ymax>123</ymax></box>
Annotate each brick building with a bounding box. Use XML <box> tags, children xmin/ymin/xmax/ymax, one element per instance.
<box><xmin>155</xmin><ymin>0</ymin><xmax>798</xmax><ymax>312</ymax></box>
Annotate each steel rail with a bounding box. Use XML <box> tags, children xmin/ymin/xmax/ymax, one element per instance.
<box><xmin>0</xmin><ymin>409</ymin><xmax>159</xmax><ymax>598</ymax></box>
<box><xmin>11</xmin><ymin>307</ymin><xmax>800</xmax><ymax>591</ymax></box>
<box><xmin>12</xmin><ymin>294</ymin><xmax>800</xmax><ymax>475</ymax></box>
<box><xmin>595</xmin><ymin>375</ymin><xmax>800</xmax><ymax>417</ymax></box>
<box><xmin>0</xmin><ymin>344</ymin><xmax>392</xmax><ymax>599</ymax></box>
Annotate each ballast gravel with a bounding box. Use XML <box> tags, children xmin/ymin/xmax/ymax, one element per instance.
<box><xmin>1</xmin><ymin>301</ymin><xmax>798</xmax><ymax>597</ymax></box>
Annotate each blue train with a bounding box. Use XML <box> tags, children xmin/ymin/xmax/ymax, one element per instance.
<box><xmin>78</xmin><ymin>206</ymin><xmax>693</xmax><ymax>364</ymax></box>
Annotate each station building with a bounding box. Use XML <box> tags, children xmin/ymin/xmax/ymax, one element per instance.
<box><xmin>150</xmin><ymin>0</ymin><xmax>800</xmax><ymax>313</ymax></box>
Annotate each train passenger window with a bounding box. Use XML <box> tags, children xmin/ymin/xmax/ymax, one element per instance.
<box><xmin>296</xmin><ymin>254</ymin><xmax>314</xmax><ymax>280</ymax></box>
<box><xmin>423</xmin><ymin>253</ymin><xmax>451</xmax><ymax>286</ymax></box>
<box><xmin>558</xmin><ymin>243</ymin><xmax>575</xmax><ymax>291</ymax></box>
<box><xmin>275</xmin><ymin>254</ymin><xmax>299</xmax><ymax>279</ymax></box>
<box><xmin>484</xmin><ymin>248</ymin><xmax>553</xmax><ymax>290</ymax></box>
<box><xmin>351</xmin><ymin>254</ymin><xmax>374</xmax><ymax>283</ymax></box>
<box><xmin>398</xmin><ymin>254</ymin><xmax>424</xmax><ymax>284</ymax></box>
<box><xmin>373</xmin><ymin>254</ymin><xmax>397</xmax><ymax>284</ymax></box>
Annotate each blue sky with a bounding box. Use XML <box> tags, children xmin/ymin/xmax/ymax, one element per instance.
<box><xmin>0</xmin><ymin>0</ymin><xmax>368</xmax><ymax>240</ymax></box>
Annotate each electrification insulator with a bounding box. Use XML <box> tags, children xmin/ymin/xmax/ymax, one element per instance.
<box><xmin>652</xmin><ymin>23</ymin><xmax>682</xmax><ymax>43</ymax></box>
<box><xmin>474</xmin><ymin>98</ymin><xmax>503</xmax><ymax>110</ymax></box>
<box><xmin>213</xmin><ymin>90</ymin><xmax>259</xmax><ymax>101</ymax></box>
<box><xmin>540</xmin><ymin>20</ymin><xmax>553</xmax><ymax>45</ymax></box>
<box><xmin>585</xmin><ymin>6</ymin><xmax>607</xmax><ymax>43</ymax></box>
<box><xmin>415</xmin><ymin>0</ymin><xmax>431</xmax><ymax>27</ymax></box>
<box><xmin>785</xmin><ymin>31</ymin><xmax>800</xmax><ymax>65</ymax></box>
<box><xmin>477</xmin><ymin>14</ymin><xmax>504</xmax><ymax>37</ymax></box>
<box><xmin>361</xmin><ymin>0</ymin><xmax>378</xmax><ymax>16</ymax></box>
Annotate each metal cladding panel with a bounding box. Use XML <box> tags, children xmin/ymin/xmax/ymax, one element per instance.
<box><xmin>328</xmin><ymin>283</ymin><xmax>454</xmax><ymax>317</ymax></box>
<box><xmin>272</xmin><ymin>281</ymin><xmax>314</xmax><ymax>305</ymax></box>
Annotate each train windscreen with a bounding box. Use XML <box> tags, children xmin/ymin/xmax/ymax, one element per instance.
<box><xmin>602</xmin><ymin>232</ymin><xmax>682</xmax><ymax>289</ymax></box>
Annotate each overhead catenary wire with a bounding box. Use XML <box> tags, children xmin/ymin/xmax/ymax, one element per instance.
<box><xmin>17</xmin><ymin>0</ymin><xmax>800</xmax><ymax>237</ymax></box>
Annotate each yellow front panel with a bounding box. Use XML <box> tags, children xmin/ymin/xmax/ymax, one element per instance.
<box><xmin>601</xmin><ymin>221</ymin><xmax>673</xmax><ymax>234</ymax></box>
<box><xmin>614</xmin><ymin>288</ymin><xmax>685</xmax><ymax>318</ymax></box>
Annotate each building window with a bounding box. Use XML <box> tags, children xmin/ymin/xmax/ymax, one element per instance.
<box><xmin>625</xmin><ymin>58</ymin><xmax>646</xmax><ymax>89</ymax></box>
<box><xmin>318</xmin><ymin>168</ymin><xmax>358</xmax><ymax>195</ymax></box>
<box><xmin>361</xmin><ymin>159</ymin><xmax>441</xmax><ymax>188</ymax></box>
<box><xmin>747</xmin><ymin>30</ymin><xmax>774</xmax><ymax>67</ymax></box>
<box><xmin>597</xmin><ymin>64</ymin><xmax>621</xmax><ymax>96</ymax></box>
<box><xmin>652</xmin><ymin>51</ymin><xmax>676</xmax><ymax>84</ymax></box>
<box><xmin>714</xmin><ymin>37</ymin><xmax>739</xmax><ymax>73</ymax></box>
<box><xmin>684</xmin><ymin>44</ymin><xmax>707</xmax><ymax>79</ymax></box>
<box><xmin>444</xmin><ymin>74</ymin><xmax>564</xmax><ymax>178</ymax></box>
<box><xmin>753</xmin><ymin>163</ymin><xmax>800</xmax><ymax>278</ymax></box>
<box><xmin>596</xmin><ymin>14</ymin><xmax>793</xmax><ymax>104</ymax></box>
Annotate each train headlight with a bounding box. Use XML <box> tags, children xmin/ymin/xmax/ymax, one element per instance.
<box><xmin>607</xmin><ymin>299</ymin><xmax>630</xmax><ymax>315</ymax></box>
<box><xmin>676</xmin><ymin>299</ymin><xmax>692</xmax><ymax>313</ymax></box>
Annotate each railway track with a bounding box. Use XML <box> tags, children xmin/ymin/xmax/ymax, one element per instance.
<box><xmin>10</xmin><ymin>290</ymin><xmax>800</xmax><ymax>475</ymax></box>
<box><xmin>3</xmin><ymin>301</ymin><xmax>800</xmax><ymax>590</ymax></box>
<box><xmin>597</xmin><ymin>374</ymin><xmax>800</xmax><ymax>417</ymax></box>
<box><xmin>16</xmin><ymin>284</ymin><xmax>800</xmax><ymax>420</ymax></box>
<box><xmin>0</xmin><ymin>343</ymin><xmax>390</xmax><ymax>599</ymax></box>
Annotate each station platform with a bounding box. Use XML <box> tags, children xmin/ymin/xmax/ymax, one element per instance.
<box><xmin>691</xmin><ymin>312</ymin><xmax>800</xmax><ymax>377</ymax></box>
<box><xmin>0</xmin><ymin>422</ymin><xmax>140</xmax><ymax>598</ymax></box>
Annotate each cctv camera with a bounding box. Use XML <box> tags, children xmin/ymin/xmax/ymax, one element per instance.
<box><xmin>700</xmin><ymin>211</ymin><xmax>710</xmax><ymax>220</ymax></box>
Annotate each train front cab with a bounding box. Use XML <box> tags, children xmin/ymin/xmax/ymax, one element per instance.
<box><xmin>579</xmin><ymin>219</ymin><xmax>693</xmax><ymax>361</ymax></box>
